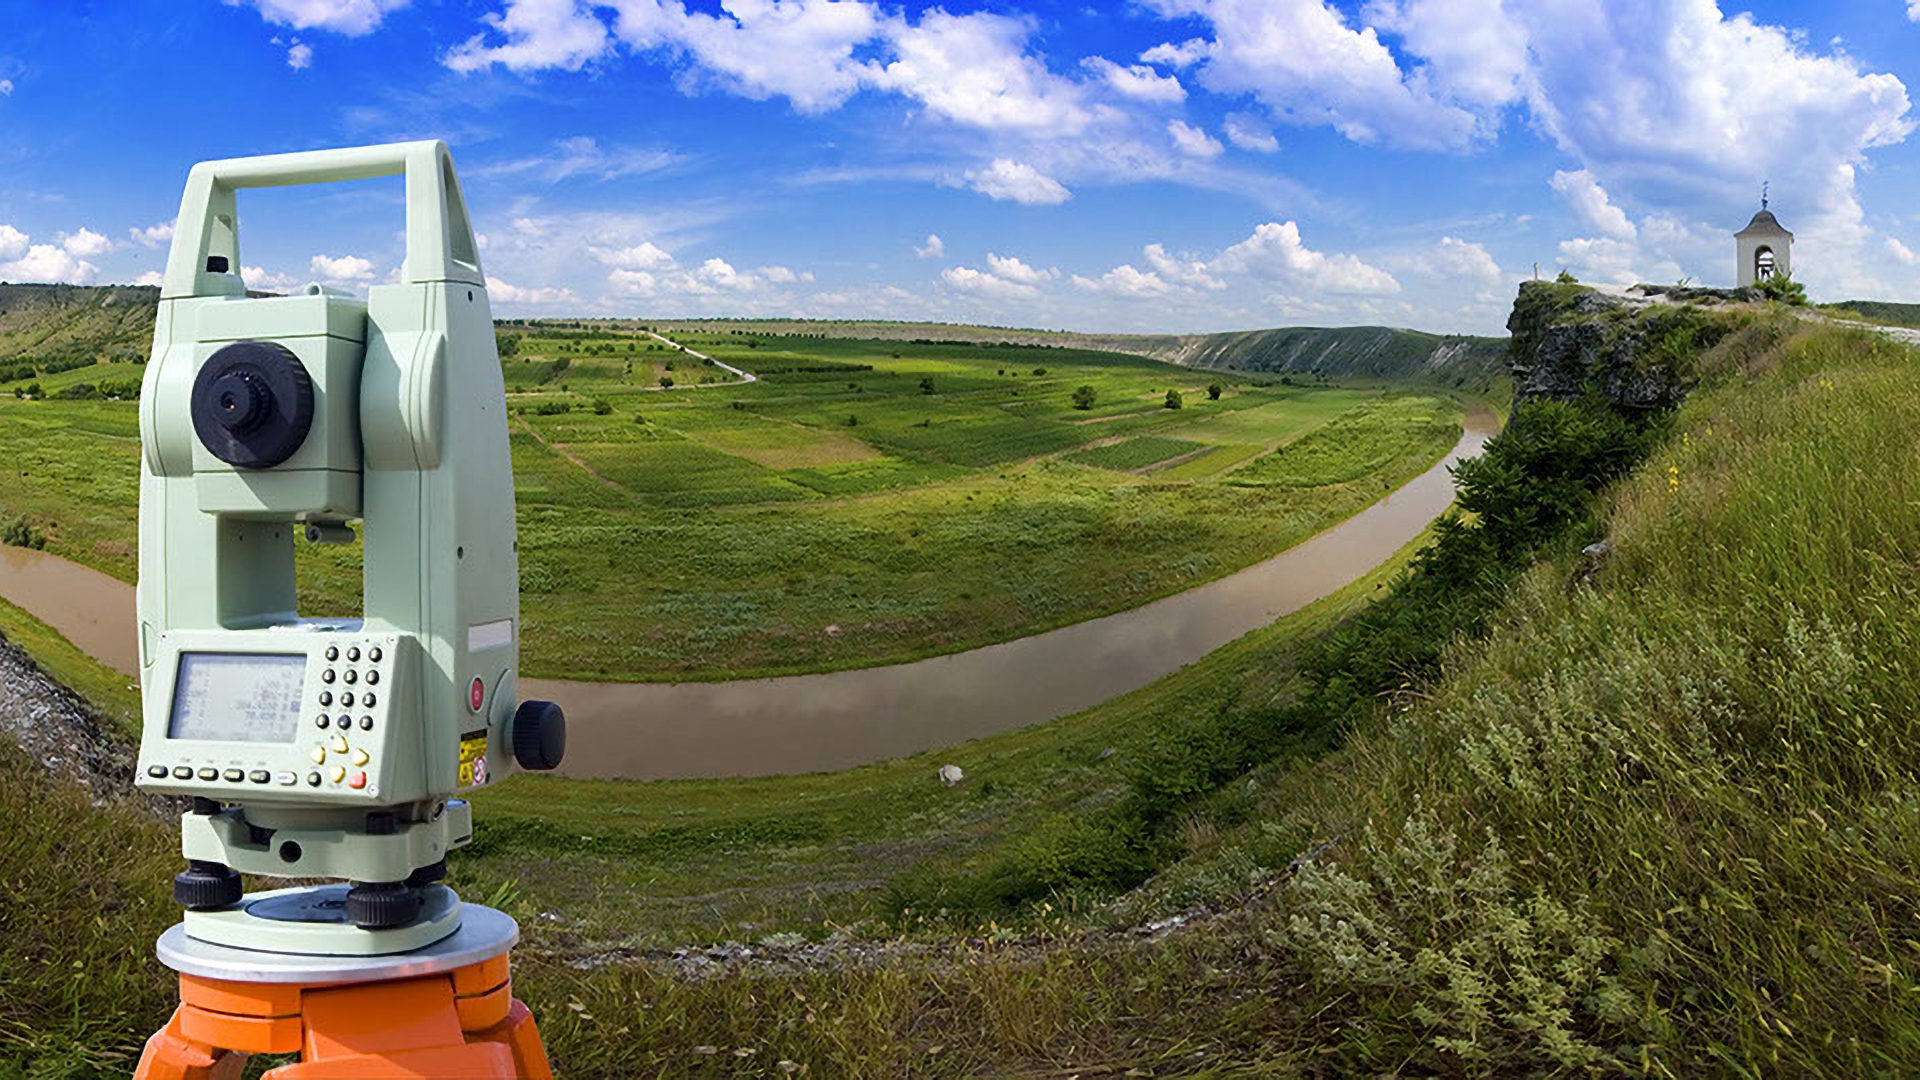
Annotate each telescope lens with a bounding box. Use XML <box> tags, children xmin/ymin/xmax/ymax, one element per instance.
<box><xmin>190</xmin><ymin>340</ymin><xmax>315</xmax><ymax>469</ymax></box>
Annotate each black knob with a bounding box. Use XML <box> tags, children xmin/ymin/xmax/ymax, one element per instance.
<box><xmin>174</xmin><ymin>860</ymin><xmax>242</xmax><ymax>911</ymax></box>
<box><xmin>346</xmin><ymin>881</ymin><xmax>421</xmax><ymax>930</ymax></box>
<box><xmin>511</xmin><ymin>700</ymin><xmax>566</xmax><ymax>771</ymax></box>
<box><xmin>190</xmin><ymin>340</ymin><xmax>314</xmax><ymax>469</ymax></box>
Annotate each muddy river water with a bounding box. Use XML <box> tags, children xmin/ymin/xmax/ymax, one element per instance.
<box><xmin>0</xmin><ymin>412</ymin><xmax>1492</xmax><ymax>780</ymax></box>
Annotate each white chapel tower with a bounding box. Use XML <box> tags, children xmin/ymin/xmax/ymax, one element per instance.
<box><xmin>1735</xmin><ymin>187</ymin><xmax>1792</xmax><ymax>287</ymax></box>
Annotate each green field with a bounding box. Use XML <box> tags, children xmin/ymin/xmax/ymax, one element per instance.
<box><xmin>0</xmin><ymin>319</ymin><xmax>1464</xmax><ymax>680</ymax></box>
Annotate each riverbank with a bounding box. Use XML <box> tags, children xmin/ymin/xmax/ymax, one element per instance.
<box><xmin>0</xmin><ymin>411</ymin><xmax>1491</xmax><ymax>778</ymax></box>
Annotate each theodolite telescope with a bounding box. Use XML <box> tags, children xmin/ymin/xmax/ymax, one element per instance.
<box><xmin>132</xmin><ymin>140</ymin><xmax>564</xmax><ymax>955</ymax></box>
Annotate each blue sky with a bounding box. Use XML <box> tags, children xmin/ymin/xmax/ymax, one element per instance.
<box><xmin>2</xmin><ymin>0</ymin><xmax>1919</xmax><ymax>334</ymax></box>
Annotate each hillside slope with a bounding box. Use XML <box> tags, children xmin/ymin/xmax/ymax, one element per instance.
<box><xmin>0</xmin><ymin>283</ymin><xmax>156</xmax><ymax>370</ymax></box>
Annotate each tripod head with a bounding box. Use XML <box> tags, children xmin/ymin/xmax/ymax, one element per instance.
<box><xmin>132</xmin><ymin>141</ymin><xmax>564</xmax><ymax>947</ymax></box>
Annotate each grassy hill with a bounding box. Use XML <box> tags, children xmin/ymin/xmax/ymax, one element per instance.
<box><xmin>10</xmin><ymin>296</ymin><xmax>1920</xmax><ymax>1074</ymax></box>
<box><xmin>0</xmin><ymin>289</ymin><xmax>1470</xmax><ymax>681</ymax></box>
<box><xmin>644</xmin><ymin>316</ymin><xmax>1507</xmax><ymax>389</ymax></box>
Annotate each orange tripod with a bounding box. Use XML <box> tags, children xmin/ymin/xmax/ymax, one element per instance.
<box><xmin>134</xmin><ymin>906</ymin><xmax>551</xmax><ymax>1078</ymax></box>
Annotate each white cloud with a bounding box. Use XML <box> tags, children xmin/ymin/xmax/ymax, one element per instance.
<box><xmin>1888</xmin><ymin>237</ymin><xmax>1918</xmax><ymax>265</ymax></box>
<box><xmin>1391</xmin><ymin>236</ymin><xmax>1504</xmax><ymax>284</ymax></box>
<box><xmin>0</xmin><ymin>79</ymin><xmax>12</xmax><ymax>96</ymax></box>
<box><xmin>1222</xmin><ymin>111</ymin><xmax>1278</xmax><ymax>152</ymax></box>
<box><xmin>1070</xmin><ymin>264</ymin><xmax>1171</xmax><ymax>297</ymax></box>
<box><xmin>962</xmin><ymin>158</ymin><xmax>1070</xmax><ymax>205</ymax></box>
<box><xmin>941</xmin><ymin>264</ymin><xmax>1039</xmax><ymax>299</ymax></box>
<box><xmin>287</xmin><ymin>41</ymin><xmax>313</xmax><ymax>68</ymax></box>
<box><xmin>1363</xmin><ymin>0</ymin><xmax>1526</xmax><ymax>109</ymax></box>
<box><xmin>1212</xmin><ymin>220</ymin><xmax>1400</xmax><ymax>295</ymax></box>
<box><xmin>129</xmin><ymin>221</ymin><xmax>174</xmax><ymax>249</ymax></box>
<box><xmin>0</xmin><ymin>225</ymin><xmax>30</xmax><ymax>261</ymax></box>
<box><xmin>1082</xmin><ymin>56</ymin><xmax>1185</xmax><ymax>103</ymax></box>
<box><xmin>1140</xmin><ymin>38</ymin><xmax>1208</xmax><ymax>68</ymax></box>
<box><xmin>59</xmin><ymin>228</ymin><xmax>111</xmax><ymax>258</ymax></box>
<box><xmin>310</xmin><ymin>253</ymin><xmax>376</xmax><ymax>283</ymax></box>
<box><xmin>1143</xmin><ymin>242</ymin><xmax>1224</xmax><ymax>290</ymax></box>
<box><xmin>984</xmin><ymin>252</ymin><xmax>1055</xmax><ymax>284</ymax></box>
<box><xmin>1167</xmin><ymin>118</ymin><xmax>1224</xmax><ymax>158</ymax></box>
<box><xmin>607</xmin><ymin>268</ymin><xmax>658</xmax><ymax>294</ymax></box>
<box><xmin>0</xmin><ymin>245</ymin><xmax>97</xmax><ymax>284</ymax></box>
<box><xmin>230</xmin><ymin>0</ymin><xmax>409</xmax><ymax>36</ymax></box>
<box><xmin>870</xmin><ymin>9</ymin><xmax>1091</xmax><ymax>133</ymax></box>
<box><xmin>133</xmin><ymin>270</ymin><xmax>164</xmax><ymax>287</ymax></box>
<box><xmin>1911</xmin><ymin>0</ymin><xmax>1920</xmax><ymax>22</ymax></box>
<box><xmin>1550</xmin><ymin>169</ymin><xmax>1636</xmax><ymax>241</ymax></box>
<box><xmin>446</xmin><ymin>0</ymin><xmax>611</xmax><ymax>73</ymax></box>
<box><xmin>608</xmin><ymin>0</ymin><xmax>880</xmax><ymax>111</ymax></box>
<box><xmin>486</xmin><ymin>275</ymin><xmax>578</xmax><ymax>304</ymax></box>
<box><xmin>590</xmin><ymin>240</ymin><xmax>675</xmax><ymax>270</ymax></box>
<box><xmin>1152</xmin><ymin>0</ymin><xmax>1482</xmax><ymax>150</ymax></box>
<box><xmin>243</xmin><ymin>265</ymin><xmax>306</xmax><ymax>294</ymax></box>
<box><xmin>604</xmin><ymin>251</ymin><xmax>812</xmax><ymax>297</ymax></box>
<box><xmin>914</xmin><ymin>233</ymin><xmax>944</xmax><ymax>259</ymax></box>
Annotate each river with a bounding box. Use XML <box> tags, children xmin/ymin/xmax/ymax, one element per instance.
<box><xmin>0</xmin><ymin>411</ymin><xmax>1492</xmax><ymax>780</ymax></box>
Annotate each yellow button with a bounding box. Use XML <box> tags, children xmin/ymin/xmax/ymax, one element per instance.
<box><xmin>329</xmin><ymin>766</ymin><xmax>346</xmax><ymax>784</ymax></box>
<box><xmin>350</xmin><ymin>748</ymin><xmax>370</xmax><ymax>767</ymax></box>
<box><xmin>310</xmin><ymin>746</ymin><xmax>327</xmax><ymax>765</ymax></box>
<box><xmin>329</xmin><ymin>735</ymin><xmax>349</xmax><ymax>754</ymax></box>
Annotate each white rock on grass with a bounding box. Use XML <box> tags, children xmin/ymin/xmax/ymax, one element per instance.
<box><xmin>938</xmin><ymin>764</ymin><xmax>964</xmax><ymax>786</ymax></box>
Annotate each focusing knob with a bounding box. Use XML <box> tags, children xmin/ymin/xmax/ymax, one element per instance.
<box><xmin>345</xmin><ymin>881</ymin><xmax>422</xmax><ymax>930</ymax></box>
<box><xmin>512</xmin><ymin>700</ymin><xmax>566</xmax><ymax>771</ymax></box>
<box><xmin>173</xmin><ymin>860</ymin><xmax>243</xmax><ymax>911</ymax></box>
<box><xmin>190</xmin><ymin>340</ymin><xmax>315</xmax><ymax>469</ymax></box>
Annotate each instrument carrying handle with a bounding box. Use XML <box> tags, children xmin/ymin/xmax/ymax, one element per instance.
<box><xmin>161</xmin><ymin>140</ymin><xmax>483</xmax><ymax>298</ymax></box>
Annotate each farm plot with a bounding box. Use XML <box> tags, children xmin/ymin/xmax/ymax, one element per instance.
<box><xmin>1067</xmin><ymin>436</ymin><xmax>1206</xmax><ymax>471</ymax></box>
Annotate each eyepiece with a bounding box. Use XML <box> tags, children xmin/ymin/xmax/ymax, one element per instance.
<box><xmin>190</xmin><ymin>340</ymin><xmax>315</xmax><ymax>468</ymax></box>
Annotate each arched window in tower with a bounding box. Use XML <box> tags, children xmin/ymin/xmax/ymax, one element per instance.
<box><xmin>1755</xmin><ymin>246</ymin><xmax>1776</xmax><ymax>280</ymax></box>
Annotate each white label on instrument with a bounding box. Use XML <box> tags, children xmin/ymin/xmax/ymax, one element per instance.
<box><xmin>467</xmin><ymin>619</ymin><xmax>513</xmax><ymax>652</ymax></box>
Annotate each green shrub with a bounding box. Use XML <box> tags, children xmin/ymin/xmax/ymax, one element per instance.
<box><xmin>1207</xmin><ymin>383</ymin><xmax>1222</xmax><ymax>400</ymax></box>
<box><xmin>592</xmin><ymin>398</ymin><xmax>612</xmax><ymax>415</ymax></box>
<box><xmin>1164</xmin><ymin>389</ymin><xmax>1183</xmax><ymax>410</ymax></box>
<box><xmin>1071</xmin><ymin>385</ymin><xmax>1096</xmax><ymax>410</ymax></box>
<box><xmin>2</xmin><ymin>516</ymin><xmax>46</xmax><ymax>549</ymax></box>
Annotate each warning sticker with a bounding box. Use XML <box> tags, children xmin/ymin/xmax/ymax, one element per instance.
<box><xmin>458</xmin><ymin>731</ymin><xmax>489</xmax><ymax>788</ymax></box>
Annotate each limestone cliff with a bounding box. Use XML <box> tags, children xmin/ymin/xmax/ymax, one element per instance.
<box><xmin>1505</xmin><ymin>281</ymin><xmax>1749</xmax><ymax>415</ymax></box>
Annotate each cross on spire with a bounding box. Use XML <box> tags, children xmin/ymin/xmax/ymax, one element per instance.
<box><xmin>1762</xmin><ymin>180</ymin><xmax>1769</xmax><ymax>211</ymax></box>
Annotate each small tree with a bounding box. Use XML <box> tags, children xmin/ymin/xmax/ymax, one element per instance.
<box><xmin>1756</xmin><ymin>272</ymin><xmax>1808</xmax><ymax>305</ymax></box>
<box><xmin>659</xmin><ymin>375</ymin><xmax>674</xmax><ymax>389</ymax></box>
<box><xmin>1164</xmin><ymin>388</ymin><xmax>1184</xmax><ymax>410</ymax></box>
<box><xmin>1071</xmin><ymin>384</ymin><xmax>1097</xmax><ymax>410</ymax></box>
<box><xmin>592</xmin><ymin>398</ymin><xmax>612</xmax><ymax>415</ymax></box>
<box><xmin>919</xmin><ymin>376</ymin><xmax>936</xmax><ymax>395</ymax></box>
<box><xmin>1207</xmin><ymin>382</ymin><xmax>1222</xmax><ymax>400</ymax></box>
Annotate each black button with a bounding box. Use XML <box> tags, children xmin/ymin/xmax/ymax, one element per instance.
<box><xmin>361</xmin><ymin>691</ymin><xmax>376</xmax><ymax>707</ymax></box>
<box><xmin>359</xmin><ymin>715</ymin><xmax>374</xmax><ymax>730</ymax></box>
<box><xmin>147</xmin><ymin>764</ymin><xmax>168</xmax><ymax>778</ymax></box>
<box><xmin>249</xmin><ymin>770</ymin><xmax>271</xmax><ymax>784</ymax></box>
<box><xmin>340</xmin><ymin>692</ymin><xmax>354</xmax><ymax>708</ymax></box>
<box><xmin>315</xmin><ymin>714</ymin><xmax>329</xmax><ymax>729</ymax></box>
<box><xmin>365</xmin><ymin>670</ymin><xmax>379</xmax><ymax>686</ymax></box>
<box><xmin>347</xmin><ymin>646</ymin><xmax>360</xmax><ymax>662</ymax></box>
<box><xmin>307</xmin><ymin>772</ymin><xmax>322</xmax><ymax>787</ymax></box>
<box><xmin>326</xmin><ymin>645</ymin><xmax>339</xmax><ymax>661</ymax></box>
<box><xmin>173</xmin><ymin>766</ymin><xmax>193</xmax><ymax>779</ymax></box>
<box><xmin>319</xmin><ymin>691</ymin><xmax>333</xmax><ymax>706</ymax></box>
<box><xmin>368</xmin><ymin>646</ymin><xmax>383</xmax><ymax>663</ymax></box>
<box><xmin>336</xmin><ymin>714</ymin><xmax>353</xmax><ymax>729</ymax></box>
<box><xmin>222</xmin><ymin>768</ymin><xmax>244</xmax><ymax>782</ymax></box>
<box><xmin>322</xmin><ymin>669</ymin><xmax>336</xmax><ymax>683</ymax></box>
<box><xmin>343</xmin><ymin>669</ymin><xmax>358</xmax><ymax>684</ymax></box>
<box><xmin>197</xmin><ymin>767</ymin><xmax>218</xmax><ymax>781</ymax></box>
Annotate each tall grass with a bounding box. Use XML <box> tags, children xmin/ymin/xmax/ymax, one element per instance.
<box><xmin>1249</xmin><ymin>323</ymin><xmax>1920</xmax><ymax>1073</ymax></box>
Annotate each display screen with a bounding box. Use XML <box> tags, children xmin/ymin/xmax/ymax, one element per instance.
<box><xmin>167</xmin><ymin>652</ymin><xmax>307</xmax><ymax>743</ymax></box>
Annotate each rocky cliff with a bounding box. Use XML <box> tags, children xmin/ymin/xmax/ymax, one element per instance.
<box><xmin>1505</xmin><ymin>281</ymin><xmax>1750</xmax><ymax>415</ymax></box>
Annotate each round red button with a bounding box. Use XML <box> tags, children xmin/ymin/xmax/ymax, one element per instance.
<box><xmin>469</xmin><ymin>677</ymin><xmax>485</xmax><ymax>712</ymax></box>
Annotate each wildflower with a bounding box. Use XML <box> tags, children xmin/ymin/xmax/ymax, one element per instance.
<box><xmin>1667</xmin><ymin>464</ymin><xmax>1680</xmax><ymax>494</ymax></box>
